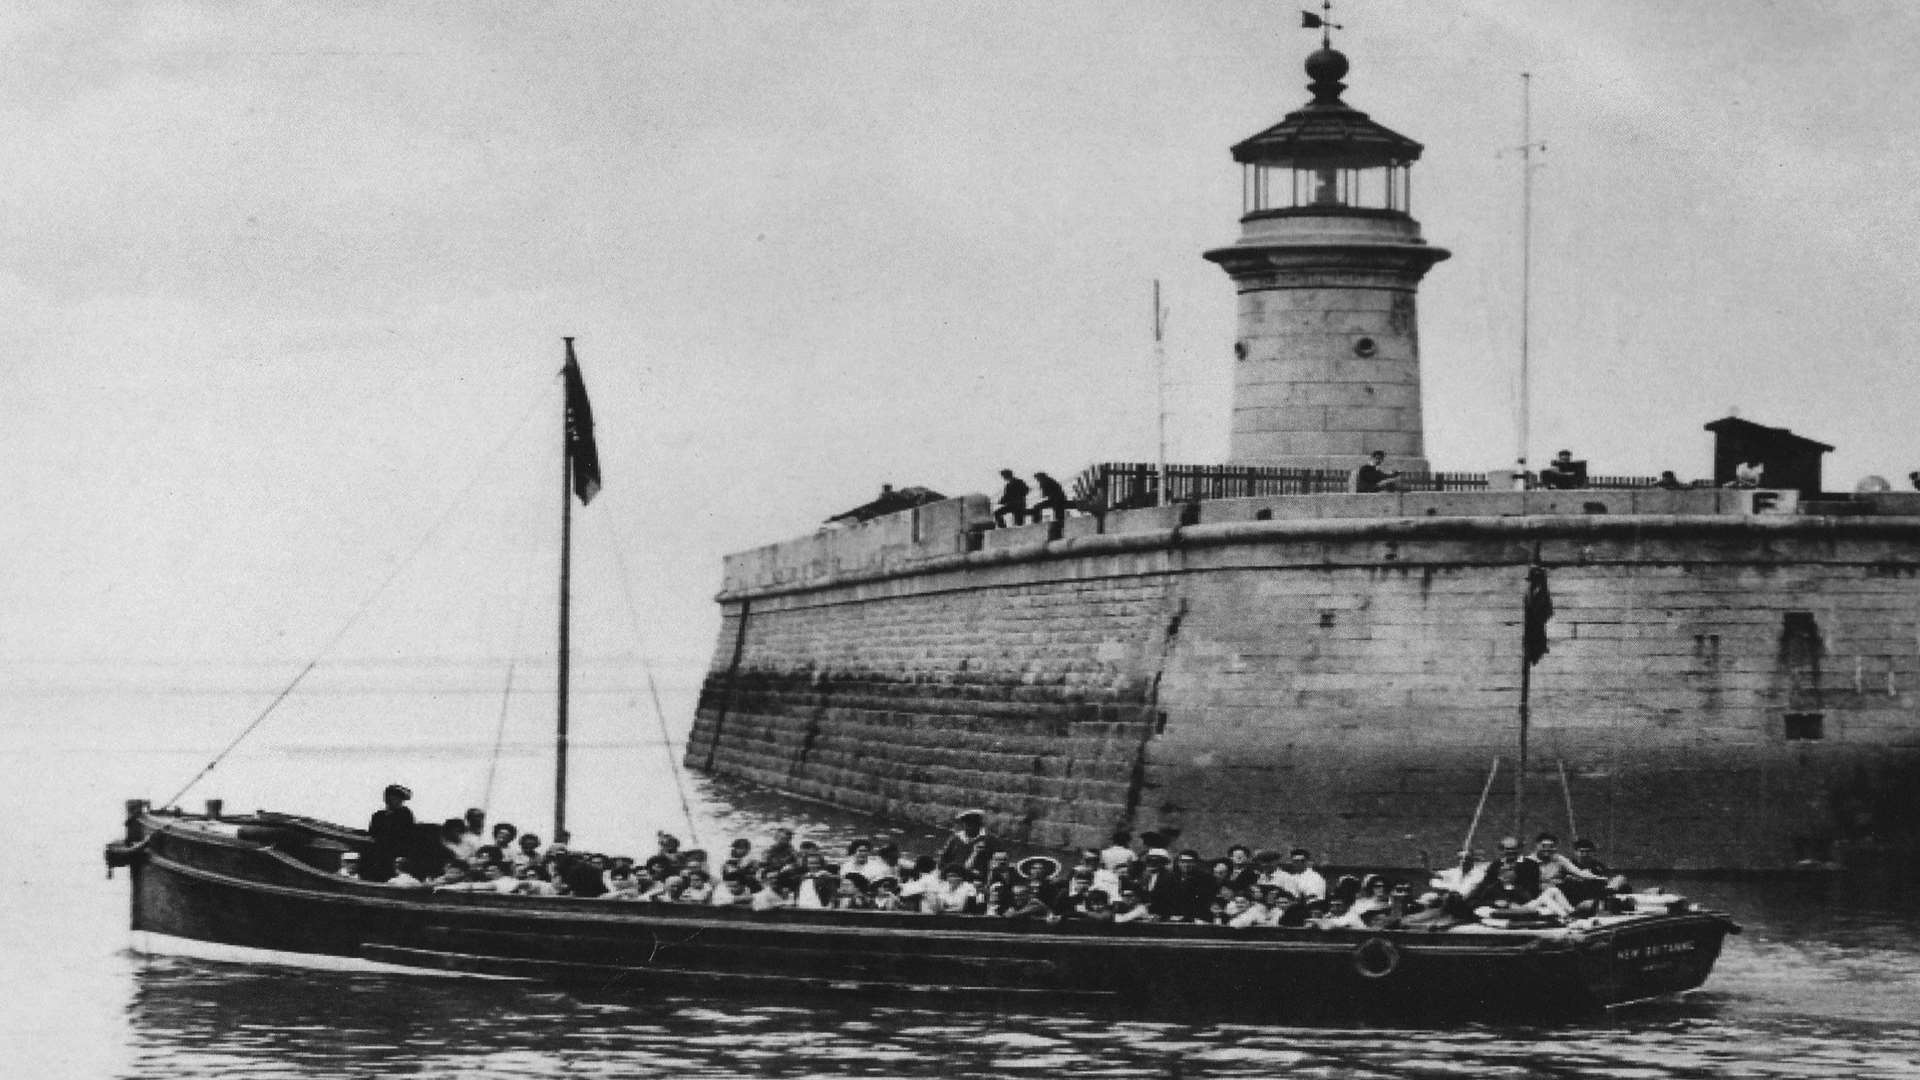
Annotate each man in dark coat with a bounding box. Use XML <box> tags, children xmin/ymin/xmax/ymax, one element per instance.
<box><xmin>365</xmin><ymin>784</ymin><xmax>414</xmax><ymax>882</ymax></box>
<box><xmin>1031</xmin><ymin>471</ymin><xmax>1071</xmax><ymax>523</ymax></box>
<box><xmin>938</xmin><ymin>810</ymin><xmax>1002</xmax><ymax>876</ymax></box>
<box><xmin>994</xmin><ymin>470</ymin><xmax>1030</xmax><ymax>527</ymax></box>
<box><xmin>1137</xmin><ymin>849</ymin><xmax>1182</xmax><ymax>918</ymax></box>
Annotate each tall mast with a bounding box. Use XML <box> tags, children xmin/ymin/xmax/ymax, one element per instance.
<box><xmin>1153</xmin><ymin>280</ymin><xmax>1169</xmax><ymax>507</ymax></box>
<box><xmin>556</xmin><ymin>341</ymin><xmax>574</xmax><ymax>842</ymax></box>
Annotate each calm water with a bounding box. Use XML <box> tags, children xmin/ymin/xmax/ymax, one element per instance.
<box><xmin>7</xmin><ymin>677</ymin><xmax>1920</xmax><ymax>1078</ymax></box>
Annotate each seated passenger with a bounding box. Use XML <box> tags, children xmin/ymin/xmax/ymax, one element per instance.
<box><xmin>922</xmin><ymin>868</ymin><xmax>980</xmax><ymax>915</ymax></box>
<box><xmin>1048</xmin><ymin>870</ymin><xmax>1096</xmax><ymax>916</ymax></box>
<box><xmin>896</xmin><ymin>855</ymin><xmax>940</xmax><ymax>911</ymax></box>
<box><xmin>1226</xmin><ymin>894</ymin><xmax>1267</xmax><ymax>929</ymax></box>
<box><xmin>1565</xmin><ymin>838</ymin><xmax>1630</xmax><ymax>910</ymax></box>
<box><xmin>1100</xmin><ymin>831</ymin><xmax>1136</xmax><ymax>873</ymax></box>
<box><xmin>871</xmin><ymin>877</ymin><xmax>909</xmax><ymax>911</ymax></box>
<box><xmin>1400</xmin><ymin>890</ymin><xmax>1473</xmax><ymax>930</ymax></box>
<box><xmin>559</xmin><ymin>856</ymin><xmax>609</xmax><ymax>898</ymax></box>
<box><xmin>455</xmin><ymin>808</ymin><xmax>486</xmax><ymax>860</ymax></box>
<box><xmin>1111</xmin><ymin>887</ymin><xmax>1154</xmax><ymax>924</ymax></box>
<box><xmin>679</xmin><ymin>868</ymin><xmax>716</xmax><ymax>905</ymax></box>
<box><xmin>512</xmin><ymin>833</ymin><xmax>543</xmax><ymax>869</ymax></box>
<box><xmin>761</xmin><ymin>827</ymin><xmax>797</xmax><ymax>871</ymax></box>
<box><xmin>1067</xmin><ymin>888</ymin><xmax>1115</xmax><ymax>924</ymax></box>
<box><xmin>602</xmin><ymin>856</ymin><xmax>637</xmax><ymax>895</ymax></box>
<box><xmin>1224</xmin><ymin>845</ymin><xmax>1261</xmax><ymax>891</ymax></box>
<box><xmin>794</xmin><ymin>871</ymin><xmax>835</xmax><ymax>910</ymax></box>
<box><xmin>750</xmin><ymin>877</ymin><xmax>795</xmax><ymax>911</ymax></box>
<box><xmin>709</xmin><ymin>871</ymin><xmax>753</xmax><ymax>907</ymax></box>
<box><xmin>1308</xmin><ymin>897</ymin><xmax>1352</xmax><ymax>929</ymax></box>
<box><xmin>874</xmin><ymin>843</ymin><xmax>905</xmax><ymax>882</ymax></box>
<box><xmin>1265</xmin><ymin>849</ymin><xmax>1328</xmax><ymax>902</ymax></box>
<box><xmin>1488</xmin><ymin>836</ymin><xmax>1543</xmax><ymax>894</ymax></box>
<box><xmin>1468</xmin><ymin>861</ymin><xmax>1573</xmax><ymax>919</ymax></box>
<box><xmin>426</xmin><ymin>860</ymin><xmax>472</xmax><ymax>888</ymax></box>
<box><xmin>827</xmin><ymin>875</ymin><xmax>869</xmax><ymax>910</ymax></box>
<box><xmin>1339</xmin><ymin>875</ymin><xmax>1393</xmax><ymax>927</ymax></box>
<box><xmin>1532</xmin><ymin>833</ymin><xmax>1603</xmax><ymax>898</ymax></box>
<box><xmin>509</xmin><ymin>864</ymin><xmax>557</xmax><ymax>896</ymax></box>
<box><xmin>843</xmin><ymin>838</ymin><xmax>889</xmax><ymax>883</ymax></box>
<box><xmin>436</xmin><ymin>862</ymin><xmax>511</xmax><ymax>893</ymax></box>
<box><xmin>1001</xmin><ymin>883</ymin><xmax>1055</xmax><ymax>922</ymax></box>
<box><xmin>439</xmin><ymin>819</ymin><xmax>472</xmax><ymax>863</ymax></box>
<box><xmin>1372</xmin><ymin>881</ymin><xmax>1420</xmax><ymax>928</ymax></box>
<box><xmin>652</xmin><ymin>831</ymin><xmax>684</xmax><ymax>866</ymax></box>
<box><xmin>723</xmin><ymin>838</ymin><xmax>756</xmax><ymax>878</ymax></box>
<box><xmin>490</xmin><ymin>822</ymin><xmax>518</xmax><ymax>855</ymax></box>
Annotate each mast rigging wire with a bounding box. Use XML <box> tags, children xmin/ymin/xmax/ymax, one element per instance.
<box><xmin>595</xmin><ymin>506</ymin><xmax>702</xmax><ymax>847</ymax></box>
<box><xmin>160</xmin><ymin>383</ymin><xmax>551</xmax><ymax>808</ymax></box>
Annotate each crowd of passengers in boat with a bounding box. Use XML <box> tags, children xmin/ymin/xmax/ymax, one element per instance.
<box><xmin>347</xmin><ymin>788</ymin><xmax>1660</xmax><ymax>930</ymax></box>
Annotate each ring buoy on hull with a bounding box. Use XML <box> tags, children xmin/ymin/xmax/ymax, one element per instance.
<box><xmin>1352</xmin><ymin>937</ymin><xmax>1401</xmax><ymax>979</ymax></box>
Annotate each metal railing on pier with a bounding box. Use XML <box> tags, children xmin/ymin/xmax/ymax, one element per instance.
<box><xmin>1069</xmin><ymin>463</ymin><xmax>1664</xmax><ymax>515</ymax></box>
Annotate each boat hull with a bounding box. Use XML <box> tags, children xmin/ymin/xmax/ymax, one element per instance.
<box><xmin>111</xmin><ymin>814</ymin><xmax>1736</xmax><ymax>1021</ymax></box>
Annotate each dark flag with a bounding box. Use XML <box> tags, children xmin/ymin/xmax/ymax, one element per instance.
<box><xmin>1523</xmin><ymin>563</ymin><xmax>1553</xmax><ymax>665</ymax></box>
<box><xmin>562</xmin><ymin>338</ymin><xmax>601</xmax><ymax>506</ymax></box>
<box><xmin>1301</xmin><ymin>11</ymin><xmax>1325</xmax><ymax>28</ymax></box>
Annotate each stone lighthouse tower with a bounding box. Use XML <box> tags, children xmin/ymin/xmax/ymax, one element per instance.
<box><xmin>1205</xmin><ymin>43</ymin><xmax>1449</xmax><ymax>472</ymax></box>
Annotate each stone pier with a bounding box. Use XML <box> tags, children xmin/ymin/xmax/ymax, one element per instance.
<box><xmin>688</xmin><ymin>490</ymin><xmax>1920</xmax><ymax>870</ymax></box>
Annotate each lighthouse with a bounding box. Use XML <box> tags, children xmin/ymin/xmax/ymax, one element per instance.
<box><xmin>1205</xmin><ymin>42</ymin><xmax>1449</xmax><ymax>473</ymax></box>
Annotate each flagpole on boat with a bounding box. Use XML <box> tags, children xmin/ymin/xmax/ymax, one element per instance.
<box><xmin>557</xmin><ymin>339</ymin><xmax>575</xmax><ymax>843</ymax></box>
<box><xmin>555</xmin><ymin>338</ymin><xmax>603</xmax><ymax>844</ymax></box>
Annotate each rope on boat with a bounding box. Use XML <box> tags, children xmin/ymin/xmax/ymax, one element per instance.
<box><xmin>1460</xmin><ymin>757</ymin><xmax>1501</xmax><ymax>855</ymax></box>
<box><xmin>1557</xmin><ymin>758</ymin><xmax>1579</xmax><ymax>840</ymax></box>
<box><xmin>596</xmin><ymin>506</ymin><xmax>703</xmax><ymax>847</ymax></box>
<box><xmin>480</xmin><ymin>659</ymin><xmax>518</xmax><ymax>813</ymax></box>
<box><xmin>160</xmin><ymin>385</ymin><xmax>551</xmax><ymax>809</ymax></box>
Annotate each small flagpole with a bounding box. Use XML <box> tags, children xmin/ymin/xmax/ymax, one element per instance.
<box><xmin>1153</xmin><ymin>280</ymin><xmax>1169</xmax><ymax>508</ymax></box>
<box><xmin>1515</xmin><ymin>73</ymin><xmax>1545</xmax><ymax>485</ymax></box>
<box><xmin>556</xmin><ymin>337</ymin><xmax>574</xmax><ymax>843</ymax></box>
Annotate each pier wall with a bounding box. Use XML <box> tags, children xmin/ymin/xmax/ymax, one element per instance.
<box><xmin>687</xmin><ymin>491</ymin><xmax>1920</xmax><ymax>869</ymax></box>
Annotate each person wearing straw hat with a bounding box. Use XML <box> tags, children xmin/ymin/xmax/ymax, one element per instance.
<box><xmin>937</xmin><ymin>809</ymin><xmax>1001</xmax><ymax>876</ymax></box>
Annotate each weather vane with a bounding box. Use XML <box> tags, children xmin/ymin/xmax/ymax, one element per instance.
<box><xmin>1300</xmin><ymin>0</ymin><xmax>1342</xmax><ymax>49</ymax></box>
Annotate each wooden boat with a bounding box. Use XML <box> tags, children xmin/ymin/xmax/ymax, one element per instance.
<box><xmin>106</xmin><ymin>805</ymin><xmax>1738</xmax><ymax>1021</ymax></box>
<box><xmin>103</xmin><ymin>340</ymin><xmax>1739</xmax><ymax>1020</ymax></box>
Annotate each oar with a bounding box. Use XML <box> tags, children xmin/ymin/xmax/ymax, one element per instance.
<box><xmin>1461</xmin><ymin>757</ymin><xmax>1501</xmax><ymax>855</ymax></box>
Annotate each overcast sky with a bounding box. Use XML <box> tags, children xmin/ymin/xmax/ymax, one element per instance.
<box><xmin>8</xmin><ymin>1</ymin><xmax>1919</xmax><ymax>706</ymax></box>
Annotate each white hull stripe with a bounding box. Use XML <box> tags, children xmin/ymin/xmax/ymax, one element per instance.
<box><xmin>127</xmin><ymin>931</ymin><xmax>525</xmax><ymax>981</ymax></box>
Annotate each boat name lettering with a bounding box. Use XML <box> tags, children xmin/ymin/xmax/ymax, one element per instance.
<box><xmin>1615</xmin><ymin>940</ymin><xmax>1697</xmax><ymax>960</ymax></box>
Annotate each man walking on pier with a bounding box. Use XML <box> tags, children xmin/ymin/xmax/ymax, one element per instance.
<box><xmin>994</xmin><ymin>470</ymin><xmax>1030</xmax><ymax>526</ymax></box>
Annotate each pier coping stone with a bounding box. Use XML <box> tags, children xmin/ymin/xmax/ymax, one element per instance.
<box><xmin>718</xmin><ymin>507</ymin><xmax>1920</xmax><ymax>603</ymax></box>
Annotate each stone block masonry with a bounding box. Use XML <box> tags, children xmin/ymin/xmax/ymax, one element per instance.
<box><xmin>688</xmin><ymin>493</ymin><xmax>1920</xmax><ymax>870</ymax></box>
